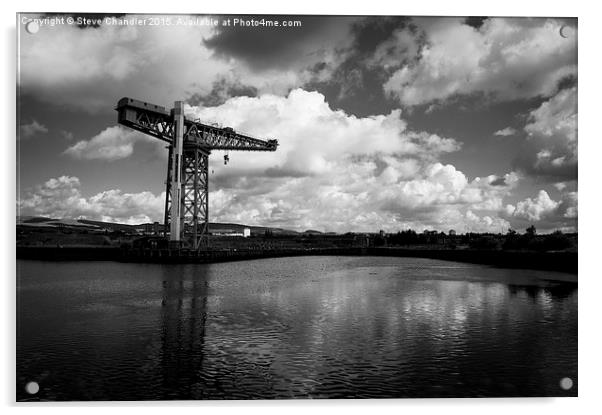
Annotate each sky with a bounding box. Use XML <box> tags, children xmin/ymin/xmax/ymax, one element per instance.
<box><xmin>17</xmin><ymin>13</ymin><xmax>578</xmax><ymax>234</ymax></box>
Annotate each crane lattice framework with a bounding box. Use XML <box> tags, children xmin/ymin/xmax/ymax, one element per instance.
<box><xmin>116</xmin><ymin>97</ymin><xmax>278</xmax><ymax>251</ymax></box>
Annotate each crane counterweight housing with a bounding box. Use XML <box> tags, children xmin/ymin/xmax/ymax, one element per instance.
<box><xmin>115</xmin><ymin>97</ymin><xmax>278</xmax><ymax>251</ymax></box>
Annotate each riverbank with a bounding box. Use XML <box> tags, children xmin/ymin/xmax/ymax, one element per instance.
<box><xmin>16</xmin><ymin>246</ymin><xmax>577</xmax><ymax>274</ymax></box>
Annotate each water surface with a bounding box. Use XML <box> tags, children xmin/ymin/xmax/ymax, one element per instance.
<box><xmin>16</xmin><ymin>256</ymin><xmax>577</xmax><ymax>400</ymax></box>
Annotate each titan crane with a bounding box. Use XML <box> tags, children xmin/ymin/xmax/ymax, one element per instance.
<box><xmin>116</xmin><ymin>97</ymin><xmax>278</xmax><ymax>251</ymax></box>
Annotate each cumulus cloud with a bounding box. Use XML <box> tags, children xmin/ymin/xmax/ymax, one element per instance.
<box><xmin>18</xmin><ymin>175</ymin><xmax>164</xmax><ymax>224</ymax></box>
<box><xmin>505</xmin><ymin>190</ymin><xmax>559</xmax><ymax>221</ymax></box>
<box><xmin>526</xmin><ymin>88</ymin><xmax>577</xmax><ymax>168</ymax></box>
<box><xmin>562</xmin><ymin>192</ymin><xmax>578</xmax><ymax>220</ymax></box>
<box><xmin>493</xmin><ymin>127</ymin><xmax>517</xmax><ymax>137</ymax></box>
<box><xmin>181</xmin><ymin>89</ymin><xmax>521</xmax><ymax>233</ymax></box>
<box><xmin>378</xmin><ymin>17</ymin><xmax>576</xmax><ymax>106</ymax></box>
<box><xmin>63</xmin><ymin>126</ymin><xmax>158</xmax><ymax>161</ymax></box>
<box><xmin>464</xmin><ymin>210</ymin><xmax>510</xmax><ymax>234</ymax></box>
<box><xmin>187</xmin><ymin>89</ymin><xmax>460</xmax><ymax>178</ymax></box>
<box><xmin>19</xmin><ymin>120</ymin><xmax>48</xmax><ymax>138</ymax></box>
<box><xmin>462</xmin><ymin>172</ymin><xmax>520</xmax><ymax>211</ymax></box>
<box><xmin>515</xmin><ymin>87</ymin><xmax>577</xmax><ymax>179</ymax></box>
<box><xmin>504</xmin><ymin>189</ymin><xmax>577</xmax><ymax>232</ymax></box>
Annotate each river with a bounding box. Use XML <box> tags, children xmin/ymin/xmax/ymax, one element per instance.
<box><xmin>16</xmin><ymin>256</ymin><xmax>577</xmax><ymax>400</ymax></box>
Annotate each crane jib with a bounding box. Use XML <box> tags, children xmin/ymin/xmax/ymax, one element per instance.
<box><xmin>116</xmin><ymin>97</ymin><xmax>278</xmax><ymax>151</ymax></box>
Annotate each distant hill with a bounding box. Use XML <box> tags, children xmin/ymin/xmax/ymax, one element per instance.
<box><xmin>18</xmin><ymin>217</ymin><xmax>101</xmax><ymax>229</ymax></box>
<box><xmin>303</xmin><ymin>229</ymin><xmax>323</xmax><ymax>235</ymax></box>
<box><xmin>17</xmin><ymin>216</ymin><xmax>52</xmax><ymax>223</ymax></box>
<box><xmin>17</xmin><ymin>216</ymin><xmax>301</xmax><ymax>236</ymax></box>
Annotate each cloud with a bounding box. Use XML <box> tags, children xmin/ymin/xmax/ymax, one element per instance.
<box><xmin>182</xmin><ymin>89</ymin><xmax>523</xmax><ymax>233</ymax></box>
<box><xmin>503</xmin><ymin>189</ymin><xmax>577</xmax><ymax>232</ymax></box>
<box><xmin>60</xmin><ymin>130</ymin><xmax>74</xmax><ymax>140</ymax></box>
<box><xmin>505</xmin><ymin>190</ymin><xmax>559</xmax><ymax>221</ymax></box>
<box><xmin>19</xmin><ymin>17</ymin><xmax>239</xmax><ymax>112</ymax></box>
<box><xmin>18</xmin><ymin>14</ymin><xmax>357</xmax><ymax>113</ymax></box>
<box><xmin>19</xmin><ymin>120</ymin><xmax>48</xmax><ymax>138</ymax></box>
<box><xmin>18</xmin><ymin>175</ymin><xmax>164</xmax><ymax>224</ymax></box>
<box><xmin>464</xmin><ymin>210</ymin><xmax>510</xmax><ymax>233</ymax></box>
<box><xmin>562</xmin><ymin>192</ymin><xmax>578</xmax><ymax>220</ymax></box>
<box><xmin>335</xmin><ymin>68</ymin><xmax>364</xmax><ymax>100</ymax></box>
<box><xmin>187</xmin><ymin>89</ymin><xmax>460</xmax><ymax>178</ymax></box>
<box><xmin>63</xmin><ymin>126</ymin><xmax>157</xmax><ymax>161</ymax></box>
<box><xmin>203</xmin><ymin>16</ymin><xmax>358</xmax><ymax>74</ymax></box>
<box><xmin>379</xmin><ymin>17</ymin><xmax>577</xmax><ymax>106</ymax></box>
<box><xmin>188</xmin><ymin>77</ymin><xmax>258</xmax><ymax>107</ymax></box>
<box><xmin>514</xmin><ymin>86</ymin><xmax>577</xmax><ymax>179</ymax></box>
<box><xmin>493</xmin><ymin>127</ymin><xmax>517</xmax><ymax>137</ymax></box>
<box><xmin>489</xmin><ymin>172</ymin><xmax>519</xmax><ymax>187</ymax></box>
<box><xmin>366</xmin><ymin>25</ymin><xmax>420</xmax><ymax>72</ymax></box>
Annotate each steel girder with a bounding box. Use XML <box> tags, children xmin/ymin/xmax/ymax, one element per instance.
<box><xmin>182</xmin><ymin>147</ymin><xmax>209</xmax><ymax>250</ymax></box>
<box><xmin>163</xmin><ymin>146</ymin><xmax>210</xmax><ymax>251</ymax></box>
<box><xmin>116</xmin><ymin>97</ymin><xmax>278</xmax><ymax>152</ymax></box>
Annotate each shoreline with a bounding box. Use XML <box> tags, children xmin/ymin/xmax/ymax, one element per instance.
<box><xmin>16</xmin><ymin>246</ymin><xmax>578</xmax><ymax>275</ymax></box>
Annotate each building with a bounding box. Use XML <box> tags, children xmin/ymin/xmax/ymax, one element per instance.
<box><xmin>211</xmin><ymin>227</ymin><xmax>251</xmax><ymax>238</ymax></box>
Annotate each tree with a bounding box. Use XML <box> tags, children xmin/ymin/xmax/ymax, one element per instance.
<box><xmin>503</xmin><ymin>228</ymin><xmax>520</xmax><ymax>250</ymax></box>
<box><xmin>526</xmin><ymin>225</ymin><xmax>537</xmax><ymax>236</ymax></box>
<box><xmin>469</xmin><ymin>235</ymin><xmax>501</xmax><ymax>250</ymax></box>
<box><xmin>373</xmin><ymin>234</ymin><xmax>386</xmax><ymax>247</ymax></box>
<box><xmin>541</xmin><ymin>230</ymin><xmax>572</xmax><ymax>251</ymax></box>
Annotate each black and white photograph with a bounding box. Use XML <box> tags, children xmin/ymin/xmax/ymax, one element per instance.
<box><xmin>14</xmin><ymin>8</ymin><xmax>580</xmax><ymax>403</ymax></box>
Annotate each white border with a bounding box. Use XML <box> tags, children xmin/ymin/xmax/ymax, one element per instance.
<box><xmin>3</xmin><ymin>1</ymin><xmax>601</xmax><ymax>414</ymax></box>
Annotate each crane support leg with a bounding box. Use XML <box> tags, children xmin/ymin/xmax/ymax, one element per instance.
<box><xmin>163</xmin><ymin>114</ymin><xmax>209</xmax><ymax>250</ymax></box>
<box><xmin>169</xmin><ymin>101</ymin><xmax>185</xmax><ymax>246</ymax></box>
<box><xmin>163</xmin><ymin>145</ymin><xmax>173</xmax><ymax>238</ymax></box>
<box><xmin>182</xmin><ymin>147</ymin><xmax>209</xmax><ymax>251</ymax></box>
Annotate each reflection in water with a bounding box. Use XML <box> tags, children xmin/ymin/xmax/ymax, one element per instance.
<box><xmin>159</xmin><ymin>268</ymin><xmax>209</xmax><ymax>399</ymax></box>
<box><xmin>16</xmin><ymin>257</ymin><xmax>577</xmax><ymax>400</ymax></box>
<box><xmin>508</xmin><ymin>283</ymin><xmax>577</xmax><ymax>301</ymax></box>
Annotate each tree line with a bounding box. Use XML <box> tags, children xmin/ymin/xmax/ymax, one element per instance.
<box><xmin>375</xmin><ymin>226</ymin><xmax>576</xmax><ymax>252</ymax></box>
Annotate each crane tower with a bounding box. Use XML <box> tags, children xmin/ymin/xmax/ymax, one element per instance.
<box><xmin>116</xmin><ymin>97</ymin><xmax>278</xmax><ymax>251</ymax></box>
